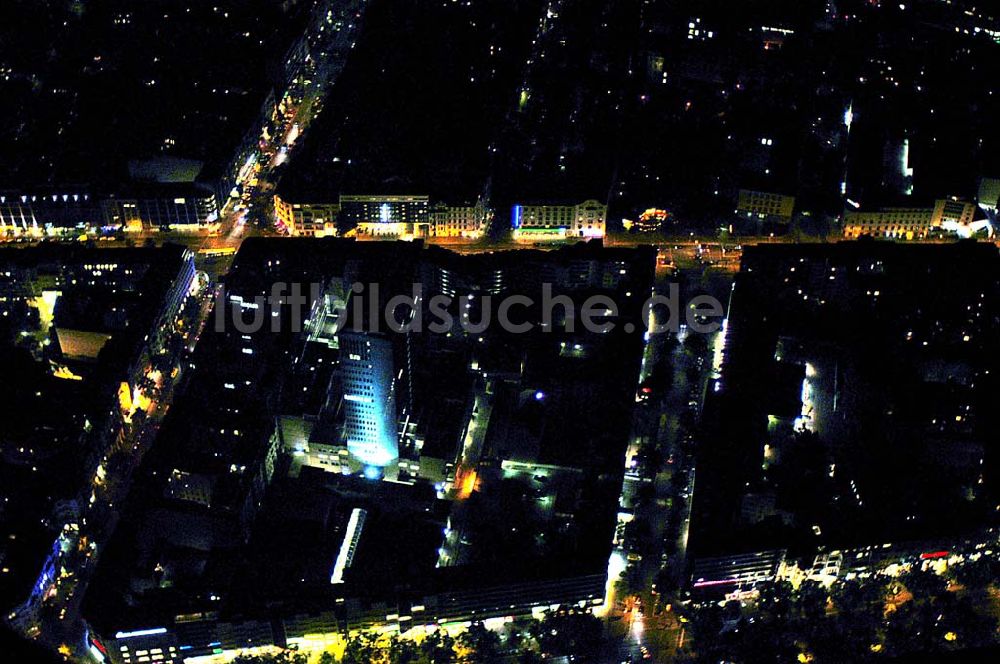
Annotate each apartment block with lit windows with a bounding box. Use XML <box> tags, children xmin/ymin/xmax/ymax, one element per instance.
<box><xmin>101</xmin><ymin>184</ymin><xmax>219</xmax><ymax>233</ymax></box>
<box><xmin>341</xmin><ymin>194</ymin><xmax>431</xmax><ymax>239</ymax></box>
<box><xmin>273</xmin><ymin>194</ymin><xmax>341</xmax><ymax>237</ymax></box>
<box><xmin>736</xmin><ymin>189</ymin><xmax>796</xmax><ymax>221</ymax></box>
<box><xmin>511</xmin><ymin>200</ymin><xmax>607</xmax><ymax>240</ymax></box>
<box><xmin>429</xmin><ymin>200</ymin><xmax>488</xmax><ymax>239</ymax></box>
<box><xmin>843</xmin><ymin>199</ymin><xmax>977</xmax><ymax>240</ymax></box>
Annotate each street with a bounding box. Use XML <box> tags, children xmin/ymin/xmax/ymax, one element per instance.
<box><xmin>600</xmin><ymin>266</ymin><xmax>725</xmax><ymax>662</ymax></box>
<box><xmin>18</xmin><ymin>268</ymin><xmax>222</xmax><ymax>661</ymax></box>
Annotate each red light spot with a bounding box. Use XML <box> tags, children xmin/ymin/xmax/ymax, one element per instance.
<box><xmin>919</xmin><ymin>551</ymin><xmax>949</xmax><ymax>560</ymax></box>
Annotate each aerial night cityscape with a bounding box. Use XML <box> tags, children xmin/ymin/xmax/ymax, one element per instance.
<box><xmin>2</xmin><ymin>2</ymin><xmax>1000</xmax><ymax>663</ymax></box>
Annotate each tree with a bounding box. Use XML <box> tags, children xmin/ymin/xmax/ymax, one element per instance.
<box><xmin>654</xmin><ymin>567</ymin><xmax>678</xmax><ymax>596</ymax></box>
<box><xmin>231</xmin><ymin>651</ymin><xmax>307</xmax><ymax>664</ymax></box>
<box><xmin>824</xmin><ymin>578</ymin><xmax>888</xmax><ymax>659</ymax></box>
<box><xmin>756</xmin><ymin>580</ymin><xmax>794</xmax><ymax>621</ymax></box>
<box><xmin>640</xmin><ymin>445</ymin><xmax>665</xmax><ymax>480</ymax></box>
<box><xmin>342</xmin><ymin>633</ymin><xmax>382</xmax><ymax>664</ymax></box>
<box><xmin>387</xmin><ymin>635</ymin><xmax>420</xmax><ymax>664</ymax></box>
<box><xmin>682</xmin><ymin>602</ymin><xmax>723</xmax><ymax>662</ymax></box>
<box><xmin>458</xmin><ymin>622</ymin><xmax>502</xmax><ymax>663</ymax></box>
<box><xmin>623</xmin><ymin>516</ymin><xmax>651</xmax><ymax>550</ymax></box>
<box><xmin>718</xmin><ymin>613</ymin><xmax>801</xmax><ymax>664</ymax></box>
<box><xmin>899</xmin><ymin>568</ymin><xmax>948</xmax><ymax>602</ymax></box>
<box><xmin>953</xmin><ymin>557</ymin><xmax>999</xmax><ymax>591</ymax></box>
<box><xmin>796</xmin><ymin>580</ymin><xmax>829</xmax><ymax>620</ymax></box>
<box><xmin>883</xmin><ymin>598</ymin><xmax>939</xmax><ymax>656</ymax></box>
<box><xmin>647</xmin><ymin>355</ymin><xmax>675</xmax><ymax>392</ymax></box>
<box><xmin>936</xmin><ymin>593</ymin><xmax>999</xmax><ymax>649</ymax></box>
<box><xmin>831</xmin><ymin>577</ymin><xmax>888</xmax><ymax>615</ymax></box>
<box><xmin>683</xmin><ymin>332</ymin><xmax>708</xmax><ymax>355</ymax></box>
<box><xmin>418</xmin><ymin>631</ymin><xmax>456</xmax><ymax>663</ymax></box>
<box><xmin>531</xmin><ymin>610</ymin><xmax>604</xmax><ymax>662</ymax></box>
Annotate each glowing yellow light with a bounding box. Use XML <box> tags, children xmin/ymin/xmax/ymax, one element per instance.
<box><xmin>118</xmin><ymin>382</ymin><xmax>134</xmax><ymax>416</ymax></box>
<box><xmin>52</xmin><ymin>364</ymin><xmax>84</xmax><ymax>381</ymax></box>
<box><xmin>133</xmin><ymin>387</ymin><xmax>152</xmax><ymax>413</ymax></box>
<box><xmin>454</xmin><ymin>467</ymin><xmax>478</xmax><ymax>500</ymax></box>
<box><xmin>33</xmin><ymin>290</ymin><xmax>61</xmax><ymax>334</ymax></box>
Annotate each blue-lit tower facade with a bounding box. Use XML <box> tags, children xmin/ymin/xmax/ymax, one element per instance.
<box><xmin>340</xmin><ymin>332</ymin><xmax>398</xmax><ymax>468</ymax></box>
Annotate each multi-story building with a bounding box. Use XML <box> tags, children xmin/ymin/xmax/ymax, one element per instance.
<box><xmin>933</xmin><ymin>198</ymin><xmax>990</xmax><ymax>238</ymax></box>
<box><xmin>276</xmin><ymin>194</ymin><xmax>487</xmax><ymax>240</ymax></box>
<box><xmin>736</xmin><ymin>189</ymin><xmax>796</xmax><ymax>221</ymax></box>
<box><xmin>842</xmin><ymin>206</ymin><xmax>935</xmax><ymax>240</ymax></box>
<box><xmin>0</xmin><ymin>189</ymin><xmax>105</xmax><ymax>239</ymax></box>
<box><xmin>429</xmin><ymin>200</ymin><xmax>488</xmax><ymax>239</ymax></box>
<box><xmin>690</xmin><ymin>550</ymin><xmax>787</xmax><ymax>595</ymax></box>
<box><xmin>273</xmin><ymin>194</ymin><xmax>340</xmax><ymax>237</ymax></box>
<box><xmin>103</xmin><ymin>573</ymin><xmax>607</xmax><ymax>664</ymax></box>
<box><xmin>341</xmin><ymin>195</ymin><xmax>430</xmax><ymax>239</ymax></box>
<box><xmin>978</xmin><ymin>177</ymin><xmax>1000</xmax><ymax>212</ymax></box>
<box><xmin>842</xmin><ymin>199</ymin><xmax>977</xmax><ymax>240</ymax></box>
<box><xmin>932</xmin><ymin>198</ymin><xmax>977</xmax><ymax>228</ymax></box>
<box><xmin>882</xmin><ymin>138</ymin><xmax>915</xmax><ymax>197</ymax></box>
<box><xmin>101</xmin><ymin>184</ymin><xmax>219</xmax><ymax>232</ymax></box>
<box><xmin>511</xmin><ymin>200</ymin><xmax>607</xmax><ymax>241</ymax></box>
<box><xmin>2</xmin><ymin>186</ymin><xmax>221</xmax><ymax>238</ymax></box>
<box><xmin>340</xmin><ymin>332</ymin><xmax>399</xmax><ymax>470</ymax></box>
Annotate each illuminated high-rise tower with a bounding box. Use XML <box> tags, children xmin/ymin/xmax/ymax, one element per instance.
<box><xmin>340</xmin><ymin>332</ymin><xmax>398</xmax><ymax>468</ymax></box>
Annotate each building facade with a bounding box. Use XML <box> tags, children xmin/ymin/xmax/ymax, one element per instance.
<box><xmin>273</xmin><ymin>194</ymin><xmax>488</xmax><ymax>240</ymax></box>
<box><xmin>341</xmin><ymin>195</ymin><xmax>430</xmax><ymax>239</ymax></box>
<box><xmin>102</xmin><ymin>573</ymin><xmax>606</xmax><ymax>664</ymax></box>
<box><xmin>736</xmin><ymin>189</ymin><xmax>796</xmax><ymax>221</ymax></box>
<box><xmin>429</xmin><ymin>201</ymin><xmax>488</xmax><ymax>239</ymax></box>
<box><xmin>2</xmin><ymin>187</ymin><xmax>219</xmax><ymax>238</ymax></box>
<box><xmin>340</xmin><ymin>332</ymin><xmax>399</xmax><ymax>469</ymax></box>
<box><xmin>511</xmin><ymin>200</ymin><xmax>607</xmax><ymax>241</ymax></box>
<box><xmin>932</xmin><ymin>198</ymin><xmax>976</xmax><ymax>228</ymax></box>
<box><xmin>273</xmin><ymin>194</ymin><xmax>340</xmax><ymax>237</ymax></box>
<box><xmin>978</xmin><ymin>177</ymin><xmax>1000</xmax><ymax>211</ymax></box>
<box><xmin>0</xmin><ymin>190</ymin><xmax>105</xmax><ymax>238</ymax></box>
<box><xmin>843</xmin><ymin>206</ymin><xmax>935</xmax><ymax>240</ymax></box>
<box><xmin>101</xmin><ymin>185</ymin><xmax>220</xmax><ymax>232</ymax></box>
<box><xmin>843</xmin><ymin>199</ymin><xmax>977</xmax><ymax>240</ymax></box>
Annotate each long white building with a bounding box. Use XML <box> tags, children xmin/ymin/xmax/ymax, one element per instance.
<box><xmin>512</xmin><ymin>200</ymin><xmax>607</xmax><ymax>241</ymax></box>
